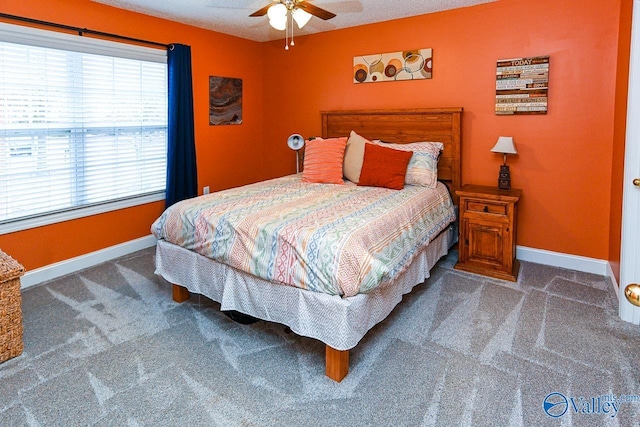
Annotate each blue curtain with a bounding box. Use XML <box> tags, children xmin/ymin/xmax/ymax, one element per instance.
<box><xmin>166</xmin><ymin>43</ymin><xmax>197</xmax><ymax>208</ymax></box>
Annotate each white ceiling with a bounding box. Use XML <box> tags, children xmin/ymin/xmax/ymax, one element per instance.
<box><xmin>91</xmin><ymin>0</ymin><xmax>495</xmax><ymax>42</ymax></box>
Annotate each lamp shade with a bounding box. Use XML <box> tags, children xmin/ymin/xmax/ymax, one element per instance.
<box><xmin>491</xmin><ymin>136</ymin><xmax>517</xmax><ymax>155</ymax></box>
<box><xmin>287</xmin><ymin>133</ymin><xmax>305</xmax><ymax>150</ymax></box>
<box><xmin>292</xmin><ymin>8</ymin><xmax>312</xmax><ymax>28</ymax></box>
<box><xmin>269</xmin><ymin>17</ymin><xmax>287</xmax><ymax>30</ymax></box>
<box><xmin>268</xmin><ymin>3</ymin><xmax>287</xmax><ymax>30</ymax></box>
<box><xmin>267</xmin><ymin>3</ymin><xmax>287</xmax><ymax>20</ymax></box>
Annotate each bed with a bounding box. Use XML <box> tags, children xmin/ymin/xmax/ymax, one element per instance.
<box><xmin>152</xmin><ymin>108</ymin><xmax>463</xmax><ymax>382</ymax></box>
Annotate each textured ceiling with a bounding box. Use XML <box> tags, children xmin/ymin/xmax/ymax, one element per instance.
<box><xmin>91</xmin><ymin>0</ymin><xmax>496</xmax><ymax>42</ymax></box>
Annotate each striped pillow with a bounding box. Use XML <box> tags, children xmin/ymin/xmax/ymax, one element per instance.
<box><xmin>374</xmin><ymin>141</ymin><xmax>443</xmax><ymax>188</ymax></box>
<box><xmin>302</xmin><ymin>137</ymin><xmax>348</xmax><ymax>184</ymax></box>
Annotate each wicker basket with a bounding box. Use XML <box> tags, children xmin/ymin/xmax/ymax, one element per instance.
<box><xmin>0</xmin><ymin>249</ymin><xmax>25</xmax><ymax>363</ymax></box>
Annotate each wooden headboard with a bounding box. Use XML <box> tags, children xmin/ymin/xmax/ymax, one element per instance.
<box><xmin>321</xmin><ymin>108</ymin><xmax>463</xmax><ymax>203</ymax></box>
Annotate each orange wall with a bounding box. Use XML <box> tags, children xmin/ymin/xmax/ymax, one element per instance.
<box><xmin>262</xmin><ymin>0</ymin><xmax>625</xmax><ymax>261</ymax></box>
<box><xmin>0</xmin><ymin>0</ymin><xmax>265</xmax><ymax>270</ymax></box>
<box><xmin>0</xmin><ymin>0</ymin><xmax>631</xmax><ymax>272</ymax></box>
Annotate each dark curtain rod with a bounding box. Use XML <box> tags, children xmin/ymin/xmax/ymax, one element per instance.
<box><xmin>0</xmin><ymin>12</ymin><xmax>172</xmax><ymax>50</ymax></box>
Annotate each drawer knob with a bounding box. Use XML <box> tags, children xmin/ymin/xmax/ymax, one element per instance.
<box><xmin>483</xmin><ymin>205</ymin><xmax>489</xmax><ymax>213</ymax></box>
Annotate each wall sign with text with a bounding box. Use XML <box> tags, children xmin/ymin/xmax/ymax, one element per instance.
<box><xmin>496</xmin><ymin>55</ymin><xmax>549</xmax><ymax>115</ymax></box>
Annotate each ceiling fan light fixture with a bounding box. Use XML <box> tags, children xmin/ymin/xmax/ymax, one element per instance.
<box><xmin>292</xmin><ymin>8</ymin><xmax>312</xmax><ymax>29</ymax></box>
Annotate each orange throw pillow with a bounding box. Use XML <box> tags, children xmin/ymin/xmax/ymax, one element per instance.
<box><xmin>302</xmin><ymin>137</ymin><xmax>348</xmax><ymax>184</ymax></box>
<box><xmin>358</xmin><ymin>143</ymin><xmax>413</xmax><ymax>190</ymax></box>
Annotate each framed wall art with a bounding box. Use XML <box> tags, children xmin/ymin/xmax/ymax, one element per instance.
<box><xmin>353</xmin><ymin>49</ymin><xmax>432</xmax><ymax>83</ymax></box>
<box><xmin>496</xmin><ymin>55</ymin><xmax>549</xmax><ymax>115</ymax></box>
<box><xmin>209</xmin><ymin>76</ymin><xmax>242</xmax><ymax>125</ymax></box>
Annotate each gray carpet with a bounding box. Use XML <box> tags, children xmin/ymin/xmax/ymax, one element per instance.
<box><xmin>1</xmin><ymin>247</ymin><xmax>639</xmax><ymax>426</ymax></box>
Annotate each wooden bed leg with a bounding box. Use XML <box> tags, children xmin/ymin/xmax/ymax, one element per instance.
<box><xmin>172</xmin><ymin>284</ymin><xmax>191</xmax><ymax>303</ymax></box>
<box><xmin>325</xmin><ymin>345</ymin><xmax>349</xmax><ymax>382</ymax></box>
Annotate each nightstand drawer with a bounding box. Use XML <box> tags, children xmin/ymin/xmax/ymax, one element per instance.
<box><xmin>465</xmin><ymin>200</ymin><xmax>507</xmax><ymax>216</ymax></box>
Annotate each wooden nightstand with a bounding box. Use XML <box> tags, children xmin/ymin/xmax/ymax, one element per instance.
<box><xmin>454</xmin><ymin>184</ymin><xmax>522</xmax><ymax>281</ymax></box>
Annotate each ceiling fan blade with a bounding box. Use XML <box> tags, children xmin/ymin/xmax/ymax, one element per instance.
<box><xmin>297</xmin><ymin>2</ymin><xmax>336</xmax><ymax>20</ymax></box>
<box><xmin>249</xmin><ymin>4</ymin><xmax>272</xmax><ymax>17</ymax></box>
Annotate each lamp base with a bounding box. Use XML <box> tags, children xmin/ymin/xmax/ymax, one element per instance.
<box><xmin>498</xmin><ymin>164</ymin><xmax>511</xmax><ymax>190</ymax></box>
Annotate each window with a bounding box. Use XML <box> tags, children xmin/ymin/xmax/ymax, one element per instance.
<box><xmin>0</xmin><ymin>23</ymin><xmax>167</xmax><ymax>234</ymax></box>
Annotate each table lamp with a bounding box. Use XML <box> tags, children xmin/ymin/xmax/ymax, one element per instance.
<box><xmin>287</xmin><ymin>133</ymin><xmax>305</xmax><ymax>173</ymax></box>
<box><xmin>490</xmin><ymin>136</ymin><xmax>517</xmax><ymax>190</ymax></box>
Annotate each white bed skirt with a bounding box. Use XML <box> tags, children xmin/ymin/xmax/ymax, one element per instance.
<box><xmin>155</xmin><ymin>226</ymin><xmax>453</xmax><ymax>351</ymax></box>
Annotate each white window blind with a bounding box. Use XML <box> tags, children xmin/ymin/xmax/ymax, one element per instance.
<box><xmin>0</xmin><ymin>22</ymin><xmax>167</xmax><ymax>233</ymax></box>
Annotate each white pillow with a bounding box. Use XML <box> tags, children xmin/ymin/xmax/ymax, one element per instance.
<box><xmin>343</xmin><ymin>130</ymin><xmax>369</xmax><ymax>183</ymax></box>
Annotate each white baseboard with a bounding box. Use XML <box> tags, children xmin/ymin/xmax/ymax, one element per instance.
<box><xmin>21</xmin><ymin>235</ymin><xmax>157</xmax><ymax>290</ymax></box>
<box><xmin>518</xmin><ymin>246</ymin><xmax>620</xmax><ymax>298</ymax></box>
<box><xmin>606</xmin><ymin>262</ymin><xmax>620</xmax><ymax>297</ymax></box>
<box><xmin>517</xmin><ymin>245</ymin><xmax>609</xmax><ymax>276</ymax></box>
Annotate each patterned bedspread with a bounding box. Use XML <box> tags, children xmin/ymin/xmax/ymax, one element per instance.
<box><xmin>151</xmin><ymin>175</ymin><xmax>456</xmax><ymax>297</ymax></box>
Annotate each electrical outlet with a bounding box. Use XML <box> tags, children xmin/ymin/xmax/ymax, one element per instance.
<box><xmin>203</xmin><ymin>186</ymin><xmax>210</xmax><ymax>195</ymax></box>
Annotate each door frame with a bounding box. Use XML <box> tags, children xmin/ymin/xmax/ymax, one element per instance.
<box><xmin>620</xmin><ymin>0</ymin><xmax>640</xmax><ymax>324</ymax></box>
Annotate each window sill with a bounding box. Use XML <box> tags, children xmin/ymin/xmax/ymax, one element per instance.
<box><xmin>0</xmin><ymin>192</ymin><xmax>165</xmax><ymax>235</ymax></box>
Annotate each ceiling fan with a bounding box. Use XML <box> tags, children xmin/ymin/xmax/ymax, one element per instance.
<box><xmin>250</xmin><ymin>0</ymin><xmax>336</xmax><ymax>21</ymax></box>
<box><xmin>250</xmin><ymin>0</ymin><xmax>336</xmax><ymax>49</ymax></box>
